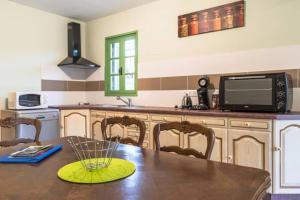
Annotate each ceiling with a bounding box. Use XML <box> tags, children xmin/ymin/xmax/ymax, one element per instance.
<box><xmin>10</xmin><ymin>0</ymin><xmax>159</xmax><ymax>21</ymax></box>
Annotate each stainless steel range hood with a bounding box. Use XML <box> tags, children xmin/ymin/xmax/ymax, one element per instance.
<box><xmin>58</xmin><ymin>22</ymin><xmax>100</xmax><ymax>69</ymax></box>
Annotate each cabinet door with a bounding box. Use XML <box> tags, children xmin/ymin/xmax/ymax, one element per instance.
<box><xmin>91</xmin><ymin>118</ymin><xmax>125</xmax><ymax>140</ymax></box>
<box><xmin>150</xmin><ymin>122</ymin><xmax>183</xmax><ymax>150</ymax></box>
<box><xmin>185</xmin><ymin>116</ymin><xmax>227</xmax><ymax>162</ymax></box>
<box><xmin>91</xmin><ymin>118</ymin><xmax>104</xmax><ymax>140</ymax></box>
<box><xmin>60</xmin><ymin>110</ymin><xmax>90</xmax><ymax>138</ymax></box>
<box><xmin>90</xmin><ymin>111</ymin><xmax>106</xmax><ymax>140</ymax></box>
<box><xmin>91</xmin><ymin>118</ymin><xmax>124</xmax><ymax>140</ymax></box>
<box><xmin>228</xmin><ymin>129</ymin><xmax>271</xmax><ymax>171</ymax></box>
<box><xmin>104</xmin><ymin>111</ymin><xmax>126</xmax><ymax>138</ymax></box>
<box><xmin>273</xmin><ymin>120</ymin><xmax>300</xmax><ymax>194</ymax></box>
<box><xmin>150</xmin><ymin>115</ymin><xmax>183</xmax><ymax>149</ymax></box>
<box><xmin>183</xmin><ymin>127</ymin><xmax>227</xmax><ymax>162</ymax></box>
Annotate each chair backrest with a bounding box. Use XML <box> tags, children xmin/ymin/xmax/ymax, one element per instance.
<box><xmin>101</xmin><ymin>116</ymin><xmax>146</xmax><ymax>147</ymax></box>
<box><xmin>153</xmin><ymin>121</ymin><xmax>215</xmax><ymax>160</ymax></box>
<box><xmin>0</xmin><ymin>117</ymin><xmax>41</xmax><ymax>147</ymax></box>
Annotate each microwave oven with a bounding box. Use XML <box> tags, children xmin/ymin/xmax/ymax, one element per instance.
<box><xmin>8</xmin><ymin>92</ymin><xmax>48</xmax><ymax>110</ymax></box>
<box><xmin>219</xmin><ymin>73</ymin><xmax>293</xmax><ymax>113</ymax></box>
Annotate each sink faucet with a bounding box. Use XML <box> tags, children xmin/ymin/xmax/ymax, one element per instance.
<box><xmin>116</xmin><ymin>96</ymin><xmax>133</xmax><ymax>107</ymax></box>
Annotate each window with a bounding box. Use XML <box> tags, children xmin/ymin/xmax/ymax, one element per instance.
<box><xmin>105</xmin><ymin>32</ymin><xmax>138</xmax><ymax>96</ymax></box>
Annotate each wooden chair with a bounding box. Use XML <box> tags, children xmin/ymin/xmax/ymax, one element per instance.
<box><xmin>101</xmin><ymin>116</ymin><xmax>146</xmax><ymax>147</ymax></box>
<box><xmin>153</xmin><ymin>121</ymin><xmax>215</xmax><ymax>160</ymax></box>
<box><xmin>0</xmin><ymin>117</ymin><xmax>41</xmax><ymax>147</ymax></box>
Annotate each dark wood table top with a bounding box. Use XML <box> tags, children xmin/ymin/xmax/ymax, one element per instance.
<box><xmin>49</xmin><ymin>104</ymin><xmax>300</xmax><ymax>120</ymax></box>
<box><xmin>0</xmin><ymin>138</ymin><xmax>271</xmax><ymax>200</ymax></box>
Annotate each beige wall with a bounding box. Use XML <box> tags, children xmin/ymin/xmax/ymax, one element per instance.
<box><xmin>0</xmin><ymin>0</ymin><xmax>87</xmax><ymax>109</ymax></box>
<box><xmin>86</xmin><ymin>0</ymin><xmax>300</xmax><ymax>79</ymax></box>
<box><xmin>85</xmin><ymin>0</ymin><xmax>300</xmax><ymax>110</ymax></box>
<box><xmin>1</xmin><ymin>0</ymin><xmax>300</xmax><ymax>110</ymax></box>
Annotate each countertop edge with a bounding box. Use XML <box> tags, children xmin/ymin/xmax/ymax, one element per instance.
<box><xmin>48</xmin><ymin>105</ymin><xmax>300</xmax><ymax>120</ymax></box>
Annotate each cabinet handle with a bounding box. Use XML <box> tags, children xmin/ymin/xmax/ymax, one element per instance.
<box><xmin>201</xmin><ymin>120</ymin><xmax>206</xmax><ymax>124</ymax></box>
<box><xmin>244</xmin><ymin>122</ymin><xmax>251</xmax><ymax>127</ymax></box>
<box><xmin>274</xmin><ymin>147</ymin><xmax>282</xmax><ymax>151</ymax></box>
<box><xmin>227</xmin><ymin>155</ymin><xmax>233</xmax><ymax>161</ymax></box>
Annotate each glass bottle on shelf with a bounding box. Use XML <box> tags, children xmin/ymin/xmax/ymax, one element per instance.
<box><xmin>179</xmin><ymin>16</ymin><xmax>188</xmax><ymax>37</ymax></box>
<box><xmin>190</xmin><ymin>14</ymin><xmax>199</xmax><ymax>35</ymax></box>
<box><xmin>200</xmin><ymin>11</ymin><xmax>209</xmax><ymax>33</ymax></box>
<box><xmin>235</xmin><ymin>4</ymin><xmax>244</xmax><ymax>27</ymax></box>
<box><xmin>223</xmin><ymin>6</ymin><xmax>234</xmax><ymax>29</ymax></box>
<box><xmin>212</xmin><ymin>10</ymin><xmax>221</xmax><ymax>31</ymax></box>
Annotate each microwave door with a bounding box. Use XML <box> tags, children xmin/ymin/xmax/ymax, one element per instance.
<box><xmin>223</xmin><ymin>77</ymin><xmax>275</xmax><ymax>111</ymax></box>
<box><xmin>19</xmin><ymin>94</ymin><xmax>41</xmax><ymax>107</ymax></box>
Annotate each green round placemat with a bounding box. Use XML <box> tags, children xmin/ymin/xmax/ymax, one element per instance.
<box><xmin>57</xmin><ymin>158</ymin><xmax>135</xmax><ymax>184</ymax></box>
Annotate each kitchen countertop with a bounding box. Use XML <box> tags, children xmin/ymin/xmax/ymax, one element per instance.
<box><xmin>49</xmin><ymin>104</ymin><xmax>300</xmax><ymax>120</ymax></box>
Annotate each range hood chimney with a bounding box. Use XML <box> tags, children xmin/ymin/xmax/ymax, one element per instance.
<box><xmin>58</xmin><ymin>22</ymin><xmax>100</xmax><ymax>68</ymax></box>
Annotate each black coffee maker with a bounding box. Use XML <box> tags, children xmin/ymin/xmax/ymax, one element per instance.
<box><xmin>196</xmin><ymin>77</ymin><xmax>210</xmax><ymax>110</ymax></box>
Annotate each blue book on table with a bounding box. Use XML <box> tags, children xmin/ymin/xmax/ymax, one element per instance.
<box><xmin>0</xmin><ymin>144</ymin><xmax>63</xmax><ymax>164</ymax></box>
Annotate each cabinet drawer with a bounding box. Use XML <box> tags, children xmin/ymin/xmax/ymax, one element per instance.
<box><xmin>128</xmin><ymin>122</ymin><xmax>149</xmax><ymax>131</ymax></box>
<box><xmin>90</xmin><ymin>111</ymin><xmax>106</xmax><ymax>118</ymax></box>
<box><xmin>127</xmin><ymin>130</ymin><xmax>149</xmax><ymax>139</ymax></box>
<box><xmin>127</xmin><ymin>113</ymin><xmax>149</xmax><ymax>121</ymax></box>
<box><xmin>150</xmin><ymin>115</ymin><xmax>182</xmax><ymax>122</ymax></box>
<box><xmin>229</xmin><ymin>119</ymin><xmax>271</xmax><ymax>131</ymax></box>
<box><xmin>186</xmin><ymin>116</ymin><xmax>226</xmax><ymax>127</ymax></box>
<box><xmin>106</xmin><ymin>112</ymin><xmax>124</xmax><ymax>118</ymax></box>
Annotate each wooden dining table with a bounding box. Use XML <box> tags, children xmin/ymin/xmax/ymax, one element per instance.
<box><xmin>0</xmin><ymin>137</ymin><xmax>270</xmax><ymax>200</ymax></box>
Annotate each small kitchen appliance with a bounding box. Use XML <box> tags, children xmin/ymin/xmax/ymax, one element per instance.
<box><xmin>8</xmin><ymin>92</ymin><xmax>48</xmax><ymax>110</ymax></box>
<box><xmin>219</xmin><ymin>72</ymin><xmax>292</xmax><ymax>113</ymax></box>
<box><xmin>181</xmin><ymin>93</ymin><xmax>193</xmax><ymax>109</ymax></box>
<box><xmin>196</xmin><ymin>77</ymin><xmax>210</xmax><ymax>110</ymax></box>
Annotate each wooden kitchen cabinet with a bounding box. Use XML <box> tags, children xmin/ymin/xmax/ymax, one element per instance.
<box><xmin>185</xmin><ymin>116</ymin><xmax>227</xmax><ymax>162</ymax></box>
<box><xmin>60</xmin><ymin>109</ymin><xmax>90</xmax><ymax>138</ymax></box>
<box><xmin>101</xmin><ymin>111</ymin><xmax>127</xmax><ymax>139</ymax></box>
<box><xmin>273</xmin><ymin>120</ymin><xmax>300</xmax><ymax>194</ymax></box>
<box><xmin>150</xmin><ymin>114</ymin><xmax>183</xmax><ymax>149</ymax></box>
<box><xmin>227</xmin><ymin>129</ymin><xmax>271</xmax><ymax>170</ymax></box>
<box><xmin>95</xmin><ymin>110</ymin><xmax>152</xmax><ymax>148</ymax></box>
<box><xmin>126</xmin><ymin>112</ymin><xmax>151</xmax><ymax>148</ymax></box>
<box><xmin>56</xmin><ymin>106</ymin><xmax>300</xmax><ymax>195</ymax></box>
<box><xmin>151</xmin><ymin>115</ymin><xmax>227</xmax><ymax>162</ymax></box>
<box><xmin>151</xmin><ymin>121</ymin><xmax>183</xmax><ymax>147</ymax></box>
<box><xmin>91</xmin><ymin>110</ymin><xmax>127</xmax><ymax>140</ymax></box>
<box><xmin>227</xmin><ymin>128</ymin><xmax>273</xmax><ymax>193</ymax></box>
<box><xmin>182</xmin><ymin>127</ymin><xmax>227</xmax><ymax>162</ymax></box>
<box><xmin>90</xmin><ymin>110</ymin><xmax>106</xmax><ymax>140</ymax></box>
<box><xmin>227</xmin><ymin>118</ymin><xmax>272</xmax><ymax>172</ymax></box>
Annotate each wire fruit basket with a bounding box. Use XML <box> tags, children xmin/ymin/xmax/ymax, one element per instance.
<box><xmin>67</xmin><ymin>136</ymin><xmax>120</xmax><ymax>171</ymax></box>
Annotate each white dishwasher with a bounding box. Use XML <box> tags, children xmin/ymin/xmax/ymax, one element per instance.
<box><xmin>16</xmin><ymin>109</ymin><xmax>60</xmax><ymax>141</ymax></box>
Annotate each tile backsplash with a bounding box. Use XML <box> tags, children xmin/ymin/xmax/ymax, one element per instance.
<box><xmin>42</xmin><ymin>68</ymin><xmax>300</xmax><ymax>92</ymax></box>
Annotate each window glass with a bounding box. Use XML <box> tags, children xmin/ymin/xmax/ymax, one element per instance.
<box><xmin>125</xmin><ymin>74</ymin><xmax>135</xmax><ymax>91</ymax></box>
<box><xmin>110</xmin><ymin>43</ymin><xmax>120</xmax><ymax>58</ymax></box>
<box><xmin>125</xmin><ymin>40</ymin><xmax>135</xmax><ymax>57</ymax></box>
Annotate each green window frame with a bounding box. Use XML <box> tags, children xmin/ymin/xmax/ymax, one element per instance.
<box><xmin>105</xmin><ymin>31</ymin><xmax>138</xmax><ymax>96</ymax></box>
